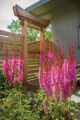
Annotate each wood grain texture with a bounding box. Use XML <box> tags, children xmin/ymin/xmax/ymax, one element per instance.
<box><xmin>23</xmin><ymin>21</ymin><xmax>28</xmax><ymax>85</ymax></box>
<box><xmin>40</xmin><ymin>28</ymin><xmax>45</xmax><ymax>54</ymax></box>
<box><xmin>13</xmin><ymin>5</ymin><xmax>49</xmax><ymax>28</ymax></box>
<box><xmin>0</xmin><ymin>30</ymin><xmax>21</xmax><ymax>38</ymax></box>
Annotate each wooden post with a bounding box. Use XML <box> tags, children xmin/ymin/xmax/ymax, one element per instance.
<box><xmin>21</xmin><ymin>23</ymin><xmax>24</xmax><ymax>53</ymax></box>
<box><xmin>40</xmin><ymin>28</ymin><xmax>45</xmax><ymax>54</ymax></box>
<box><xmin>22</xmin><ymin>21</ymin><xmax>28</xmax><ymax>86</ymax></box>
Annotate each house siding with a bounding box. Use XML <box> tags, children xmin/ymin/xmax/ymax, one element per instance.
<box><xmin>51</xmin><ymin>2</ymin><xmax>80</xmax><ymax>62</ymax></box>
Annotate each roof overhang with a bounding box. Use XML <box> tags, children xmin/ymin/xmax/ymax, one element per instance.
<box><xmin>13</xmin><ymin>4</ymin><xmax>49</xmax><ymax>28</ymax></box>
<box><xmin>25</xmin><ymin>0</ymin><xmax>69</xmax><ymax>21</ymax></box>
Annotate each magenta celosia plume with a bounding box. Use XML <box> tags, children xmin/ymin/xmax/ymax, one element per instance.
<box><xmin>39</xmin><ymin>67</ymin><xmax>52</xmax><ymax>96</ymax></box>
<box><xmin>60</xmin><ymin>59</ymin><xmax>71</xmax><ymax>100</ymax></box>
<box><xmin>3</xmin><ymin>49</ymin><xmax>24</xmax><ymax>86</ymax></box>
<box><xmin>18</xmin><ymin>51</ymin><xmax>24</xmax><ymax>82</ymax></box>
<box><xmin>14</xmin><ymin>74</ymin><xmax>18</xmax><ymax>85</ymax></box>
<box><xmin>68</xmin><ymin>39</ymin><xmax>77</xmax><ymax>89</ymax></box>
<box><xmin>39</xmin><ymin>67</ymin><xmax>44</xmax><ymax>89</ymax></box>
<box><xmin>8</xmin><ymin>68</ymin><xmax>12</xmax><ymax>84</ymax></box>
<box><xmin>19</xmin><ymin>51</ymin><xmax>23</xmax><ymax>71</ymax></box>
<box><xmin>18</xmin><ymin>71</ymin><xmax>23</xmax><ymax>82</ymax></box>
<box><xmin>39</xmin><ymin>40</ymin><xmax>77</xmax><ymax>103</ymax></box>
<box><xmin>12</xmin><ymin>50</ymin><xmax>17</xmax><ymax>73</ymax></box>
<box><xmin>3</xmin><ymin>49</ymin><xmax>9</xmax><ymax>78</ymax></box>
<box><xmin>48</xmin><ymin>45</ymin><xmax>54</xmax><ymax>63</ymax></box>
<box><xmin>69</xmin><ymin>59</ymin><xmax>77</xmax><ymax>90</ymax></box>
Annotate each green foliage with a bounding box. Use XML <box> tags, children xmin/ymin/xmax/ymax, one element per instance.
<box><xmin>8</xmin><ymin>20</ymin><xmax>21</xmax><ymax>34</ymax></box>
<box><xmin>0</xmin><ymin>73</ymin><xmax>5</xmax><ymax>90</ymax></box>
<box><xmin>27</xmin><ymin>28</ymin><xmax>39</xmax><ymax>42</ymax></box>
<box><xmin>0</xmin><ymin>70</ymin><xmax>79</xmax><ymax>120</ymax></box>
<box><xmin>0</xmin><ymin>89</ymin><xmax>40</xmax><ymax>120</ymax></box>
<box><xmin>77</xmin><ymin>73</ymin><xmax>80</xmax><ymax>86</ymax></box>
<box><xmin>0</xmin><ymin>73</ymin><xmax>21</xmax><ymax>93</ymax></box>
<box><xmin>0</xmin><ymin>73</ymin><xmax>6</xmax><ymax>99</ymax></box>
<box><xmin>45</xmin><ymin>24</ymin><xmax>52</xmax><ymax>41</ymax></box>
<box><xmin>7</xmin><ymin>20</ymin><xmax>52</xmax><ymax>42</ymax></box>
<box><xmin>33</xmin><ymin>90</ymin><xmax>78</xmax><ymax>120</ymax></box>
<box><xmin>0</xmin><ymin>88</ymin><xmax>79</xmax><ymax>120</ymax></box>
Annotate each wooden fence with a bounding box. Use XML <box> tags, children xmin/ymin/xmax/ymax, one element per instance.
<box><xmin>0</xmin><ymin>30</ymin><xmax>52</xmax><ymax>88</ymax></box>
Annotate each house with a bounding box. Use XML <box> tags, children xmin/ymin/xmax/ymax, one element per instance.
<box><xmin>26</xmin><ymin>0</ymin><xmax>80</xmax><ymax>62</ymax></box>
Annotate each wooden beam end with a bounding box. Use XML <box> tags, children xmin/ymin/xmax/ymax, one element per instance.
<box><xmin>13</xmin><ymin>6</ymin><xmax>18</xmax><ymax>16</ymax></box>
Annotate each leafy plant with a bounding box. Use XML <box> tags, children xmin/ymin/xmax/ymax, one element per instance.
<box><xmin>33</xmin><ymin>89</ymin><xmax>78</xmax><ymax>120</ymax></box>
<box><xmin>77</xmin><ymin>73</ymin><xmax>80</xmax><ymax>86</ymax></box>
<box><xmin>0</xmin><ymin>88</ymin><xmax>78</xmax><ymax>120</ymax></box>
<box><xmin>0</xmin><ymin>89</ymin><xmax>39</xmax><ymax>120</ymax></box>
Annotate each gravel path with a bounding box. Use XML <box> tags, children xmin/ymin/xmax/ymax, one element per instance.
<box><xmin>71</xmin><ymin>90</ymin><xmax>80</xmax><ymax>103</ymax></box>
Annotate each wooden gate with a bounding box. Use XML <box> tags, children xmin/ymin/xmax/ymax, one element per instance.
<box><xmin>27</xmin><ymin>41</ymin><xmax>40</xmax><ymax>84</ymax></box>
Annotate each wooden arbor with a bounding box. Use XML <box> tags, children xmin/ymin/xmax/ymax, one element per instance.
<box><xmin>13</xmin><ymin>5</ymin><xmax>49</xmax><ymax>86</ymax></box>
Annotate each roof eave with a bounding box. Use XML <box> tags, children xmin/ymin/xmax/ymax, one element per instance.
<box><xmin>25</xmin><ymin>0</ymin><xmax>50</xmax><ymax>12</ymax></box>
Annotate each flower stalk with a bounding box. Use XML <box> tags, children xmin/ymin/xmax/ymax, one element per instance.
<box><xmin>39</xmin><ymin>40</ymin><xmax>77</xmax><ymax>117</ymax></box>
<box><xmin>3</xmin><ymin>49</ymin><xmax>24</xmax><ymax>88</ymax></box>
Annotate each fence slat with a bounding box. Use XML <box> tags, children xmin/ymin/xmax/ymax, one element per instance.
<box><xmin>0</xmin><ymin>30</ymin><xmax>21</xmax><ymax>38</ymax></box>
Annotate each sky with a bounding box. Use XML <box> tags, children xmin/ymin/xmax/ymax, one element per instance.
<box><xmin>0</xmin><ymin>0</ymin><xmax>39</xmax><ymax>31</ymax></box>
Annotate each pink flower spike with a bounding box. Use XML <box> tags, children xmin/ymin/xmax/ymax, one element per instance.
<box><xmin>14</xmin><ymin>75</ymin><xmax>18</xmax><ymax>85</ymax></box>
<box><xmin>60</xmin><ymin>90</ymin><xmax>63</xmax><ymax>101</ymax></box>
<box><xmin>48</xmin><ymin>44</ymin><xmax>54</xmax><ymax>63</ymax></box>
<box><xmin>19</xmin><ymin>50</ymin><xmax>24</xmax><ymax>73</ymax></box>
<box><xmin>18</xmin><ymin>71</ymin><xmax>23</xmax><ymax>82</ymax></box>
<box><xmin>19</xmin><ymin>58</ymin><xmax>24</xmax><ymax>73</ymax></box>
<box><xmin>61</xmin><ymin>59</ymin><xmax>71</xmax><ymax>100</ymax></box>
<box><xmin>71</xmin><ymin>60</ymin><xmax>77</xmax><ymax>90</ymax></box>
<box><xmin>43</xmin><ymin>100</ymin><xmax>48</xmax><ymax>115</ymax></box>
<box><xmin>8</xmin><ymin>68</ymin><xmax>12</xmax><ymax>84</ymax></box>
<box><xmin>68</xmin><ymin>38</ymin><xmax>75</xmax><ymax>64</ymax></box>
<box><xmin>12</xmin><ymin>50</ymin><xmax>17</xmax><ymax>74</ymax></box>
<box><xmin>39</xmin><ymin>67</ymin><xmax>44</xmax><ymax>89</ymax></box>
<box><xmin>53</xmin><ymin>83</ymin><xmax>58</xmax><ymax>103</ymax></box>
<box><xmin>3</xmin><ymin>49</ymin><xmax>9</xmax><ymax>78</ymax></box>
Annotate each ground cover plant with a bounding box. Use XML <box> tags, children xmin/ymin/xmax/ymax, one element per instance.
<box><xmin>0</xmin><ymin>88</ymin><xmax>79</xmax><ymax>120</ymax></box>
<box><xmin>0</xmin><ymin>40</ymin><xmax>80</xmax><ymax>120</ymax></box>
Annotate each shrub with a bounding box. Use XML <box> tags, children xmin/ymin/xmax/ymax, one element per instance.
<box><xmin>0</xmin><ymin>89</ymin><xmax>40</xmax><ymax>120</ymax></box>
<box><xmin>0</xmin><ymin>89</ymin><xmax>79</xmax><ymax>120</ymax></box>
